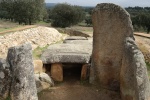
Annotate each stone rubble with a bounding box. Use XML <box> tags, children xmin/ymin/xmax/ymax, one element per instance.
<box><xmin>0</xmin><ymin>26</ymin><xmax>63</xmax><ymax>58</ymax></box>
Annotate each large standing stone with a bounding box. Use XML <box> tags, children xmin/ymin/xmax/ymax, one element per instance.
<box><xmin>0</xmin><ymin>59</ymin><xmax>11</xmax><ymax>99</ymax></box>
<box><xmin>92</xmin><ymin>3</ymin><xmax>150</xmax><ymax>100</ymax></box>
<box><xmin>121</xmin><ymin>37</ymin><xmax>150</xmax><ymax>100</ymax></box>
<box><xmin>92</xmin><ymin>3</ymin><xmax>133</xmax><ymax>91</ymax></box>
<box><xmin>7</xmin><ymin>43</ymin><xmax>38</xmax><ymax>100</ymax></box>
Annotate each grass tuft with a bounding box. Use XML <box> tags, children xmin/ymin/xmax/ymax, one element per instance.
<box><xmin>33</xmin><ymin>45</ymin><xmax>49</xmax><ymax>60</ymax></box>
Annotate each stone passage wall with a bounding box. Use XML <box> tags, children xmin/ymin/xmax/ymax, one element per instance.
<box><xmin>0</xmin><ymin>43</ymin><xmax>38</xmax><ymax>100</ymax></box>
<box><xmin>92</xmin><ymin>3</ymin><xmax>150</xmax><ymax>100</ymax></box>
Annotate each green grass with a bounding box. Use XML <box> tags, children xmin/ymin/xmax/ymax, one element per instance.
<box><xmin>33</xmin><ymin>45</ymin><xmax>49</xmax><ymax>60</ymax></box>
<box><xmin>35</xmin><ymin>21</ymin><xmax>51</xmax><ymax>27</ymax></box>
<box><xmin>32</xmin><ymin>38</ymin><xmax>64</xmax><ymax>60</ymax></box>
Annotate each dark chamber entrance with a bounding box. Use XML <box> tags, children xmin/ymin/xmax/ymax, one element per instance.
<box><xmin>63</xmin><ymin>63</ymin><xmax>82</xmax><ymax>82</ymax></box>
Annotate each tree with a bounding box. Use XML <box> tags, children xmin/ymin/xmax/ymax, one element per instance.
<box><xmin>126</xmin><ymin>7</ymin><xmax>150</xmax><ymax>33</ymax></box>
<box><xmin>85</xmin><ymin>16</ymin><xmax>92</xmax><ymax>26</ymax></box>
<box><xmin>0</xmin><ymin>0</ymin><xmax>47</xmax><ymax>25</ymax></box>
<box><xmin>50</xmin><ymin>3</ymin><xmax>85</xmax><ymax>28</ymax></box>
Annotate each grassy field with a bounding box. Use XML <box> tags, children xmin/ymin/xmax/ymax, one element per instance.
<box><xmin>0</xmin><ymin>20</ymin><xmax>50</xmax><ymax>35</ymax></box>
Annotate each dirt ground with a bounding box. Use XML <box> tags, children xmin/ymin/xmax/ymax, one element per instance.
<box><xmin>38</xmin><ymin>80</ymin><xmax>120</xmax><ymax>100</ymax></box>
<box><xmin>38</xmin><ymin>67</ymin><xmax>120</xmax><ymax>100</ymax></box>
<box><xmin>134</xmin><ymin>33</ymin><xmax>150</xmax><ymax>53</ymax></box>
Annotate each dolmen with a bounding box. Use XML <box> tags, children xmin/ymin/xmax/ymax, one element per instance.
<box><xmin>41</xmin><ymin>36</ymin><xmax>92</xmax><ymax>82</ymax></box>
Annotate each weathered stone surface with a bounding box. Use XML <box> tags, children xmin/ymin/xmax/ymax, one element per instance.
<box><xmin>41</xmin><ymin>43</ymin><xmax>92</xmax><ymax>64</ymax></box>
<box><xmin>92</xmin><ymin>3</ymin><xmax>133</xmax><ymax>91</ymax></box>
<box><xmin>92</xmin><ymin>3</ymin><xmax>150</xmax><ymax>100</ymax></box>
<box><xmin>120</xmin><ymin>37</ymin><xmax>150</xmax><ymax>100</ymax></box>
<box><xmin>0</xmin><ymin>59</ymin><xmax>11</xmax><ymax>99</ymax></box>
<box><xmin>35</xmin><ymin>73</ymin><xmax>54</xmax><ymax>93</ymax></box>
<box><xmin>33</xmin><ymin>60</ymin><xmax>44</xmax><ymax>74</ymax></box>
<box><xmin>7</xmin><ymin>43</ymin><xmax>38</xmax><ymax>100</ymax></box>
<box><xmin>51</xmin><ymin>63</ymin><xmax>63</xmax><ymax>82</ymax></box>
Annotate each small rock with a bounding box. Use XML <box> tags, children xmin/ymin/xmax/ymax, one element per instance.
<box><xmin>35</xmin><ymin>73</ymin><xmax>54</xmax><ymax>93</ymax></box>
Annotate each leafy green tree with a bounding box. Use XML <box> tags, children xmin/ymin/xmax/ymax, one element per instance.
<box><xmin>126</xmin><ymin>7</ymin><xmax>150</xmax><ymax>33</ymax></box>
<box><xmin>85</xmin><ymin>16</ymin><xmax>92</xmax><ymax>26</ymax></box>
<box><xmin>0</xmin><ymin>0</ymin><xmax>47</xmax><ymax>25</ymax></box>
<box><xmin>50</xmin><ymin>3</ymin><xmax>85</xmax><ymax>28</ymax></box>
<box><xmin>73</xmin><ymin>6</ymin><xmax>85</xmax><ymax>24</ymax></box>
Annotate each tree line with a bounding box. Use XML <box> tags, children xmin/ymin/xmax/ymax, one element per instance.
<box><xmin>0</xmin><ymin>1</ymin><xmax>150</xmax><ymax>33</ymax></box>
<box><xmin>82</xmin><ymin>6</ymin><xmax>150</xmax><ymax>33</ymax></box>
<box><xmin>0</xmin><ymin>0</ymin><xmax>47</xmax><ymax>25</ymax></box>
<box><xmin>126</xmin><ymin>7</ymin><xmax>150</xmax><ymax>33</ymax></box>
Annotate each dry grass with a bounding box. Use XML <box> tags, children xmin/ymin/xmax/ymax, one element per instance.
<box><xmin>0</xmin><ymin>19</ymin><xmax>21</xmax><ymax>32</ymax></box>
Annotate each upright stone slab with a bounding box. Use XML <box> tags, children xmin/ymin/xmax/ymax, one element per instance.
<box><xmin>81</xmin><ymin>64</ymin><xmax>88</xmax><ymax>80</ymax></box>
<box><xmin>7</xmin><ymin>43</ymin><xmax>38</xmax><ymax>100</ymax></box>
<box><xmin>51</xmin><ymin>63</ymin><xmax>63</xmax><ymax>82</ymax></box>
<box><xmin>92</xmin><ymin>3</ymin><xmax>150</xmax><ymax>100</ymax></box>
<box><xmin>33</xmin><ymin>60</ymin><xmax>44</xmax><ymax>74</ymax></box>
<box><xmin>92</xmin><ymin>3</ymin><xmax>133</xmax><ymax>91</ymax></box>
<box><xmin>0</xmin><ymin>59</ymin><xmax>11</xmax><ymax>99</ymax></box>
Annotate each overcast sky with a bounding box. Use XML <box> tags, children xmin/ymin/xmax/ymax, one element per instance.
<box><xmin>45</xmin><ymin>0</ymin><xmax>150</xmax><ymax>7</ymax></box>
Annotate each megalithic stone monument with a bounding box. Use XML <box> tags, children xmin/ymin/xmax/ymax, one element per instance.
<box><xmin>92</xmin><ymin>3</ymin><xmax>150</xmax><ymax>100</ymax></box>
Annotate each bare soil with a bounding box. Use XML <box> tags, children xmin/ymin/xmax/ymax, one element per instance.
<box><xmin>38</xmin><ymin>67</ymin><xmax>120</xmax><ymax>100</ymax></box>
<box><xmin>134</xmin><ymin>32</ymin><xmax>150</xmax><ymax>53</ymax></box>
<box><xmin>38</xmin><ymin>80</ymin><xmax>121</xmax><ymax>100</ymax></box>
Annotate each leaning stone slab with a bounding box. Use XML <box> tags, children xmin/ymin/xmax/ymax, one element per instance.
<box><xmin>41</xmin><ymin>44</ymin><xmax>92</xmax><ymax>64</ymax></box>
<box><xmin>92</xmin><ymin>3</ymin><xmax>134</xmax><ymax>91</ymax></box>
<box><xmin>121</xmin><ymin>37</ymin><xmax>150</xmax><ymax>100</ymax></box>
<box><xmin>7</xmin><ymin>43</ymin><xmax>38</xmax><ymax>100</ymax></box>
<box><xmin>0</xmin><ymin>59</ymin><xmax>11</xmax><ymax>99</ymax></box>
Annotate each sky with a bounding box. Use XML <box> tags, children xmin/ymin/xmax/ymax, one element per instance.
<box><xmin>45</xmin><ymin>0</ymin><xmax>150</xmax><ymax>7</ymax></box>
